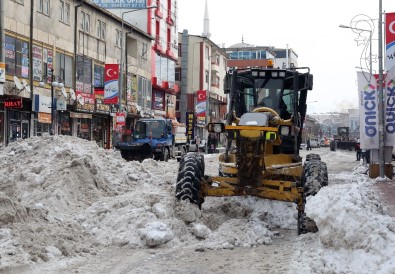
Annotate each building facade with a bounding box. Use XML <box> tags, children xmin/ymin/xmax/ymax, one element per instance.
<box><xmin>106</xmin><ymin>0</ymin><xmax>180</xmax><ymax>121</ymax></box>
<box><xmin>176</xmin><ymin>31</ymin><xmax>227</xmax><ymax>143</ymax></box>
<box><xmin>0</xmin><ymin>0</ymin><xmax>154</xmax><ymax>147</ymax></box>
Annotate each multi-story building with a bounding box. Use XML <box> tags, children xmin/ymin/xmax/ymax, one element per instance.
<box><xmin>105</xmin><ymin>0</ymin><xmax>179</xmax><ymax>121</ymax></box>
<box><xmin>224</xmin><ymin>42</ymin><xmax>298</xmax><ymax>70</ymax></box>
<box><xmin>0</xmin><ymin>0</ymin><xmax>154</xmax><ymax>147</ymax></box>
<box><xmin>176</xmin><ymin>31</ymin><xmax>228</xmax><ymax>142</ymax></box>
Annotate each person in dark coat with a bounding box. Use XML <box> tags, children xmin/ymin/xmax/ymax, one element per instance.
<box><xmin>355</xmin><ymin>142</ymin><xmax>362</xmax><ymax>161</ymax></box>
<box><xmin>306</xmin><ymin>138</ymin><xmax>311</xmax><ymax>150</ymax></box>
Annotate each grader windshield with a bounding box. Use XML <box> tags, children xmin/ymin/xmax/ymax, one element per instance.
<box><xmin>230</xmin><ymin>69</ymin><xmax>297</xmax><ymax>120</ymax></box>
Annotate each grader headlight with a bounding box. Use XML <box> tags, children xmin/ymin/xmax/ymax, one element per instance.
<box><xmin>266</xmin><ymin>131</ymin><xmax>277</xmax><ymax>141</ymax></box>
<box><xmin>280</xmin><ymin>126</ymin><xmax>291</xmax><ymax>136</ymax></box>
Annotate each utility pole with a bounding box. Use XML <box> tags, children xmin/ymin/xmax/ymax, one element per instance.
<box><xmin>378</xmin><ymin>0</ymin><xmax>385</xmax><ymax>178</ymax></box>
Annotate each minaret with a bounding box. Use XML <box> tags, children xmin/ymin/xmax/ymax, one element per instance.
<box><xmin>202</xmin><ymin>0</ymin><xmax>211</xmax><ymax>38</ymax></box>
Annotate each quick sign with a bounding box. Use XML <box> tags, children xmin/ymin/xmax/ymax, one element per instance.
<box><xmin>4</xmin><ymin>98</ymin><xmax>23</xmax><ymax>108</ymax></box>
<box><xmin>90</xmin><ymin>0</ymin><xmax>147</xmax><ymax>9</ymax></box>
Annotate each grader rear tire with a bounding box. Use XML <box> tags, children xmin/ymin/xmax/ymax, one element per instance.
<box><xmin>175</xmin><ymin>153</ymin><xmax>205</xmax><ymax>209</ymax></box>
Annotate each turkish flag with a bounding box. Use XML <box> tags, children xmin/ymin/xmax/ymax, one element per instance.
<box><xmin>196</xmin><ymin>90</ymin><xmax>206</xmax><ymax>102</ymax></box>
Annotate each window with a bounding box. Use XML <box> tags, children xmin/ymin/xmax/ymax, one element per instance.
<box><xmin>141</xmin><ymin>42</ymin><xmax>148</xmax><ymax>60</ymax></box>
<box><xmin>94</xmin><ymin>65</ymin><xmax>104</xmax><ymax>88</ymax></box>
<box><xmin>80</xmin><ymin>11</ymin><xmax>90</xmax><ymax>33</ymax></box>
<box><xmin>60</xmin><ymin>1</ymin><xmax>70</xmax><ymax>24</ymax></box>
<box><xmin>175</xmin><ymin>68</ymin><xmax>181</xmax><ymax>81</ymax></box>
<box><xmin>96</xmin><ymin>20</ymin><xmax>106</xmax><ymax>40</ymax></box>
<box><xmin>205</xmin><ymin>46</ymin><xmax>210</xmax><ymax>60</ymax></box>
<box><xmin>205</xmin><ymin>70</ymin><xmax>209</xmax><ymax>84</ymax></box>
<box><xmin>76</xmin><ymin>55</ymin><xmax>92</xmax><ymax>87</ymax></box>
<box><xmin>55</xmin><ymin>53</ymin><xmax>73</xmax><ymax>87</ymax></box>
<box><xmin>116</xmin><ymin>29</ymin><xmax>122</xmax><ymax>47</ymax></box>
<box><xmin>37</xmin><ymin>0</ymin><xmax>49</xmax><ymax>15</ymax></box>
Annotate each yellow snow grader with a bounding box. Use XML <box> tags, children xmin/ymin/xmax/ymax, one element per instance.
<box><xmin>176</xmin><ymin>64</ymin><xmax>328</xmax><ymax>234</ymax></box>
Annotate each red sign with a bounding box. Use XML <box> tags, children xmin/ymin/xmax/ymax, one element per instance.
<box><xmin>116</xmin><ymin>112</ymin><xmax>125</xmax><ymax>126</ymax></box>
<box><xmin>197</xmin><ymin>90</ymin><xmax>206</xmax><ymax>102</ymax></box>
<box><xmin>4</xmin><ymin>98</ymin><xmax>22</xmax><ymax>108</ymax></box>
<box><xmin>94</xmin><ymin>87</ymin><xmax>104</xmax><ymax>95</ymax></box>
<box><xmin>386</xmin><ymin>12</ymin><xmax>395</xmax><ymax>71</ymax></box>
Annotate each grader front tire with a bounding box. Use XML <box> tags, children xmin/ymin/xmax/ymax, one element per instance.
<box><xmin>175</xmin><ymin>153</ymin><xmax>205</xmax><ymax>209</ymax></box>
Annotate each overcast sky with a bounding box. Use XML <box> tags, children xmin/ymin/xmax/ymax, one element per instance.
<box><xmin>177</xmin><ymin>0</ymin><xmax>395</xmax><ymax>114</ymax></box>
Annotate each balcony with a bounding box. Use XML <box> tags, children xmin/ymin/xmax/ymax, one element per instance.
<box><xmin>155</xmin><ymin>8</ymin><xmax>163</xmax><ymax>19</ymax></box>
<box><xmin>166</xmin><ymin>11</ymin><xmax>175</xmax><ymax>26</ymax></box>
<box><xmin>211</xmin><ymin>62</ymin><xmax>219</xmax><ymax>73</ymax></box>
<box><xmin>154</xmin><ymin>37</ymin><xmax>164</xmax><ymax>53</ymax></box>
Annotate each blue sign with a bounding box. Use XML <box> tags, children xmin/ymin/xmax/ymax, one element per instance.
<box><xmin>91</xmin><ymin>0</ymin><xmax>147</xmax><ymax>9</ymax></box>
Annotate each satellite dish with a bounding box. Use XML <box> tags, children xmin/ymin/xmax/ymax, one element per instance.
<box><xmin>61</xmin><ymin>87</ymin><xmax>67</xmax><ymax>98</ymax></box>
<box><xmin>69</xmin><ymin>88</ymin><xmax>76</xmax><ymax>100</ymax></box>
<box><xmin>77</xmin><ymin>94</ymin><xmax>84</xmax><ymax>105</ymax></box>
<box><xmin>14</xmin><ymin>76</ymin><xmax>23</xmax><ymax>90</ymax></box>
<box><xmin>22</xmin><ymin>79</ymin><xmax>31</xmax><ymax>93</ymax></box>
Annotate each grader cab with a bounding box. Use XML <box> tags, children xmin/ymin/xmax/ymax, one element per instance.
<box><xmin>176</xmin><ymin>66</ymin><xmax>328</xmax><ymax>234</ymax></box>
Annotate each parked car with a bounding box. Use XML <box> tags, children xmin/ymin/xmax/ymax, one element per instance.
<box><xmin>188</xmin><ymin>140</ymin><xmax>199</xmax><ymax>152</ymax></box>
<box><xmin>188</xmin><ymin>139</ymin><xmax>206</xmax><ymax>152</ymax></box>
<box><xmin>310</xmin><ymin>139</ymin><xmax>320</xmax><ymax>148</ymax></box>
<box><xmin>300</xmin><ymin>143</ymin><xmax>306</xmax><ymax>150</ymax></box>
<box><xmin>320</xmin><ymin>138</ymin><xmax>330</xmax><ymax>147</ymax></box>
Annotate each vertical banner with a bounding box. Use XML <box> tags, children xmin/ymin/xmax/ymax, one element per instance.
<box><xmin>384</xmin><ymin>67</ymin><xmax>395</xmax><ymax>146</ymax></box>
<box><xmin>385</xmin><ymin>12</ymin><xmax>395</xmax><ymax>71</ymax></box>
<box><xmin>186</xmin><ymin>112</ymin><xmax>195</xmax><ymax>141</ymax></box>
<box><xmin>357</xmin><ymin>71</ymin><xmax>379</xmax><ymax>149</ymax></box>
<box><xmin>195</xmin><ymin>90</ymin><xmax>207</xmax><ymax>125</ymax></box>
<box><xmin>104</xmin><ymin>64</ymin><xmax>119</xmax><ymax>104</ymax></box>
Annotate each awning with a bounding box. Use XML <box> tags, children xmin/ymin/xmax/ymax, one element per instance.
<box><xmin>70</xmin><ymin>112</ymin><xmax>92</xmax><ymax>119</ymax></box>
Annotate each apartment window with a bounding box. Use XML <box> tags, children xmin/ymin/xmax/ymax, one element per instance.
<box><xmin>56</xmin><ymin>53</ymin><xmax>73</xmax><ymax>87</ymax></box>
<box><xmin>80</xmin><ymin>11</ymin><xmax>90</xmax><ymax>33</ymax></box>
<box><xmin>205</xmin><ymin>70</ymin><xmax>209</xmax><ymax>84</ymax></box>
<box><xmin>37</xmin><ymin>0</ymin><xmax>49</xmax><ymax>15</ymax></box>
<box><xmin>94</xmin><ymin>65</ymin><xmax>104</xmax><ymax>88</ymax></box>
<box><xmin>116</xmin><ymin>29</ymin><xmax>122</xmax><ymax>47</ymax></box>
<box><xmin>141</xmin><ymin>42</ymin><xmax>148</xmax><ymax>60</ymax></box>
<box><xmin>76</xmin><ymin>55</ymin><xmax>92</xmax><ymax>90</ymax></box>
<box><xmin>96</xmin><ymin>20</ymin><xmax>106</xmax><ymax>40</ymax></box>
<box><xmin>4</xmin><ymin>35</ymin><xmax>29</xmax><ymax>78</ymax></box>
<box><xmin>205</xmin><ymin>46</ymin><xmax>210</xmax><ymax>60</ymax></box>
<box><xmin>60</xmin><ymin>1</ymin><xmax>70</xmax><ymax>24</ymax></box>
<box><xmin>175</xmin><ymin>68</ymin><xmax>181</xmax><ymax>81</ymax></box>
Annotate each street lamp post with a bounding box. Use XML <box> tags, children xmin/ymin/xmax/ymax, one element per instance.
<box><xmin>119</xmin><ymin>5</ymin><xmax>157</xmax><ymax>113</ymax></box>
<box><xmin>339</xmin><ymin>24</ymin><xmax>373</xmax><ymax>76</ymax></box>
<box><xmin>340</xmin><ymin>9</ymin><xmax>386</xmax><ymax>178</ymax></box>
<box><xmin>39</xmin><ymin>68</ymin><xmax>64</xmax><ymax>135</ymax></box>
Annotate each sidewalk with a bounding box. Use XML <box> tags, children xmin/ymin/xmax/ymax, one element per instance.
<box><xmin>374</xmin><ymin>180</ymin><xmax>395</xmax><ymax>217</ymax></box>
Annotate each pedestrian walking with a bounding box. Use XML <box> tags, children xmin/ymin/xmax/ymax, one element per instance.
<box><xmin>306</xmin><ymin>138</ymin><xmax>311</xmax><ymax>150</ymax></box>
<box><xmin>355</xmin><ymin>142</ymin><xmax>362</xmax><ymax>161</ymax></box>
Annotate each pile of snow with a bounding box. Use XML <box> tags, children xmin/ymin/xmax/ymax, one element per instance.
<box><xmin>1</xmin><ymin>136</ymin><xmax>394</xmax><ymax>273</ymax></box>
<box><xmin>0</xmin><ymin>135</ymin><xmax>296</xmax><ymax>269</ymax></box>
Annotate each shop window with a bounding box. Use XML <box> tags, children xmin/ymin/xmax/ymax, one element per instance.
<box><xmin>77</xmin><ymin>118</ymin><xmax>91</xmax><ymax>140</ymax></box>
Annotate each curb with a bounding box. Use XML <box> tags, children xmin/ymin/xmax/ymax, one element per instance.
<box><xmin>374</xmin><ymin>180</ymin><xmax>395</xmax><ymax>218</ymax></box>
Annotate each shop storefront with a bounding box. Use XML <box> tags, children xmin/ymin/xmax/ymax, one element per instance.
<box><xmin>92</xmin><ymin>115</ymin><xmax>110</xmax><ymax>148</ymax></box>
<box><xmin>4</xmin><ymin>98</ymin><xmax>31</xmax><ymax>144</ymax></box>
<box><xmin>58</xmin><ymin>112</ymin><xmax>72</xmax><ymax>136</ymax></box>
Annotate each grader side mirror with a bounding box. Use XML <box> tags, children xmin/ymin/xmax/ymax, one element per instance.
<box><xmin>208</xmin><ymin>123</ymin><xmax>225</xmax><ymax>133</ymax></box>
